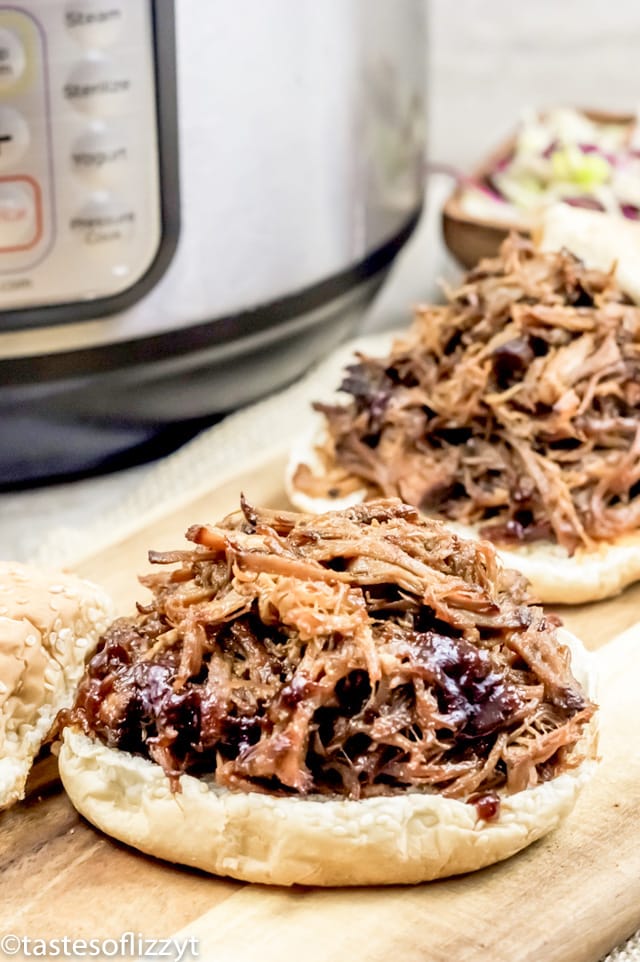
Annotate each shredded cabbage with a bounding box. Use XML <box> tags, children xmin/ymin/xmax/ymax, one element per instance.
<box><xmin>459</xmin><ymin>108</ymin><xmax>640</xmax><ymax>224</ymax></box>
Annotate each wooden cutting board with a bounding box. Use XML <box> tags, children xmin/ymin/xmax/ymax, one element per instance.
<box><xmin>1</xmin><ymin>447</ymin><xmax>640</xmax><ymax>962</ymax></box>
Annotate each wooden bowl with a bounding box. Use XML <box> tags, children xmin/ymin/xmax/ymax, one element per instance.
<box><xmin>442</xmin><ymin>109</ymin><xmax>635</xmax><ymax>269</ymax></box>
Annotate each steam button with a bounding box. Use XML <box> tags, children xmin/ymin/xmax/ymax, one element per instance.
<box><xmin>0</xmin><ymin>28</ymin><xmax>26</xmax><ymax>91</ymax></box>
<box><xmin>0</xmin><ymin>107</ymin><xmax>30</xmax><ymax>170</ymax></box>
<box><xmin>0</xmin><ymin>180</ymin><xmax>40</xmax><ymax>251</ymax></box>
<box><xmin>65</xmin><ymin>2</ymin><xmax>124</xmax><ymax>48</ymax></box>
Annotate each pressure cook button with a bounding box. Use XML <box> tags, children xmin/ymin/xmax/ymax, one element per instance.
<box><xmin>0</xmin><ymin>179</ymin><xmax>40</xmax><ymax>251</ymax></box>
<box><xmin>0</xmin><ymin>107</ymin><xmax>30</xmax><ymax>169</ymax></box>
<box><xmin>65</xmin><ymin>1</ymin><xmax>124</xmax><ymax>47</ymax></box>
<box><xmin>64</xmin><ymin>57</ymin><xmax>131</xmax><ymax>117</ymax></box>
<box><xmin>0</xmin><ymin>27</ymin><xmax>26</xmax><ymax>91</ymax></box>
<box><xmin>69</xmin><ymin>198</ymin><xmax>135</xmax><ymax>247</ymax></box>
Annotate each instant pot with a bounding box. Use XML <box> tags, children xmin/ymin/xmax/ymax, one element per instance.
<box><xmin>0</xmin><ymin>0</ymin><xmax>426</xmax><ymax>484</ymax></box>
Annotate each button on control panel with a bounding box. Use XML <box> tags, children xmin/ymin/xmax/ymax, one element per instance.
<box><xmin>0</xmin><ymin>0</ymin><xmax>161</xmax><ymax>313</ymax></box>
<box><xmin>0</xmin><ymin>107</ymin><xmax>30</xmax><ymax>169</ymax></box>
<box><xmin>65</xmin><ymin>55</ymin><xmax>132</xmax><ymax>117</ymax></box>
<box><xmin>0</xmin><ymin>26</ymin><xmax>27</xmax><ymax>89</ymax></box>
<box><xmin>0</xmin><ymin>8</ymin><xmax>53</xmax><ymax>276</ymax></box>
<box><xmin>65</xmin><ymin>1</ymin><xmax>124</xmax><ymax>48</ymax></box>
<box><xmin>71</xmin><ymin>125</ymin><xmax>127</xmax><ymax>187</ymax></box>
<box><xmin>0</xmin><ymin>177</ymin><xmax>41</xmax><ymax>250</ymax></box>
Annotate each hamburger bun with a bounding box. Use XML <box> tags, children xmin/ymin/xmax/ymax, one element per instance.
<box><xmin>0</xmin><ymin>561</ymin><xmax>113</xmax><ymax>810</ymax></box>
<box><xmin>536</xmin><ymin>203</ymin><xmax>640</xmax><ymax>305</ymax></box>
<box><xmin>285</xmin><ymin>417</ymin><xmax>640</xmax><ymax>605</ymax></box>
<box><xmin>59</xmin><ymin>626</ymin><xmax>596</xmax><ymax>887</ymax></box>
<box><xmin>58</xmin><ymin>491</ymin><xmax>597</xmax><ymax>888</ymax></box>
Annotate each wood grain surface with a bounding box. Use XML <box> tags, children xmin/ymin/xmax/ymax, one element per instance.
<box><xmin>1</xmin><ymin>451</ymin><xmax>639</xmax><ymax>961</ymax></box>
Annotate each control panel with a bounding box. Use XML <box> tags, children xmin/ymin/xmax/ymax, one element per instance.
<box><xmin>0</xmin><ymin>1</ymin><xmax>162</xmax><ymax>314</ymax></box>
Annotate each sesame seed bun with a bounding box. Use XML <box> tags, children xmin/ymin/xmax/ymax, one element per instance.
<box><xmin>0</xmin><ymin>562</ymin><xmax>113</xmax><ymax>810</ymax></box>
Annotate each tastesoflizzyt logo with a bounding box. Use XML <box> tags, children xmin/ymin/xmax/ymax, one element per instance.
<box><xmin>0</xmin><ymin>932</ymin><xmax>199</xmax><ymax>960</ymax></box>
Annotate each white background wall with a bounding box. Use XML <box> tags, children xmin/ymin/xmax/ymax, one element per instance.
<box><xmin>429</xmin><ymin>0</ymin><xmax>640</xmax><ymax>166</ymax></box>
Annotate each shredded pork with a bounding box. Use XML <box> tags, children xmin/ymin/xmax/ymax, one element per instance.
<box><xmin>293</xmin><ymin>235</ymin><xmax>640</xmax><ymax>554</ymax></box>
<box><xmin>62</xmin><ymin>498</ymin><xmax>594</xmax><ymax>809</ymax></box>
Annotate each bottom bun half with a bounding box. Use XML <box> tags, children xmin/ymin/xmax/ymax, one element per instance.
<box><xmin>59</xmin><ymin>630</ymin><xmax>598</xmax><ymax>887</ymax></box>
<box><xmin>447</xmin><ymin>522</ymin><xmax>640</xmax><ymax>606</ymax></box>
<box><xmin>285</xmin><ymin>423</ymin><xmax>640</xmax><ymax>606</ymax></box>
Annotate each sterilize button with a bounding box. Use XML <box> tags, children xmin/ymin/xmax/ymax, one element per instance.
<box><xmin>0</xmin><ymin>107</ymin><xmax>30</xmax><ymax>170</ymax></box>
<box><xmin>71</xmin><ymin>126</ymin><xmax>128</xmax><ymax>187</ymax></box>
<box><xmin>65</xmin><ymin>1</ymin><xmax>124</xmax><ymax>48</ymax></box>
<box><xmin>0</xmin><ymin>27</ymin><xmax>26</xmax><ymax>91</ymax></box>
<box><xmin>64</xmin><ymin>56</ymin><xmax>131</xmax><ymax>117</ymax></box>
<box><xmin>0</xmin><ymin>179</ymin><xmax>40</xmax><ymax>251</ymax></box>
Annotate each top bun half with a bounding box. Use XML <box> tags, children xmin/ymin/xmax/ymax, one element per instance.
<box><xmin>0</xmin><ymin>561</ymin><xmax>113</xmax><ymax>809</ymax></box>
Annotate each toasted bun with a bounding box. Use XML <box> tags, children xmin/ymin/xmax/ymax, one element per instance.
<box><xmin>536</xmin><ymin>204</ymin><xmax>640</xmax><ymax>304</ymax></box>
<box><xmin>0</xmin><ymin>562</ymin><xmax>113</xmax><ymax>810</ymax></box>
<box><xmin>286</xmin><ymin>420</ymin><xmax>640</xmax><ymax>604</ymax></box>
<box><xmin>59</xmin><ymin>629</ymin><xmax>596</xmax><ymax>887</ymax></box>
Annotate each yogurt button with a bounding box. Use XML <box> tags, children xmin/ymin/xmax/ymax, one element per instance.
<box><xmin>0</xmin><ymin>28</ymin><xmax>26</xmax><ymax>91</ymax></box>
<box><xmin>0</xmin><ymin>108</ymin><xmax>30</xmax><ymax>170</ymax></box>
<box><xmin>64</xmin><ymin>57</ymin><xmax>131</xmax><ymax>117</ymax></box>
<box><xmin>71</xmin><ymin>126</ymin><xmax>128</xmax><ymax>187</ymax></box>
<box><xmin>0</xmin><ymin>180</ymin><xmax>39</xmax><ymax>250</ymax></box>
<box><xmin>65</xmin><ymin>2</ymin><xmax>124</xmax><ymax>48</ymax></box>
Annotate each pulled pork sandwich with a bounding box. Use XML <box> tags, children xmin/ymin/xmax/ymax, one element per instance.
<box><xmin>57</xmin><ymin>498</ymin><xmax>597</xmax><ymax>886</ymax></box>
<box><xmin>286</xmin><ymin>234</ymin><xmax>640</xmax><ymax>604</ymax></box>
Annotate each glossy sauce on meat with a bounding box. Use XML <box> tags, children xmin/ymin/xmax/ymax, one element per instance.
<box><xmin>60</xmin><ymin>499</ymin><xmax>595</xmax><ymax>803</ymax></box>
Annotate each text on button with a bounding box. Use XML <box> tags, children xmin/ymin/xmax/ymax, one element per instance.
<box><xmin>70</xmin><ymin>207</ymin><xmax>135</xmax><ymax>245</ymax></box>
<box><xmin>65</xmin><ymin>2</ymin><xmax>125</xmax><ymax>47</ymax></box>
<box><xmin>66</xmin><ymin>8</ymin><xmax>122</xmax><ymax>28</ymax></box>
<box><xmin>65</xmin><ymin>77</ymin><xmax>130</xmax><ymax>99</ymax></box>
<box><xmin>73</xmin><ymin>146</ymin><xmax>126</xmax><ymax>167</ymax></box>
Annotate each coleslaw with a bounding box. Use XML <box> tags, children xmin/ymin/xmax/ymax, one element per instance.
<box><xmin>459</xmin><ymin>107</ymin><xmax>640</xmax><ymax>225</ymax></box>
